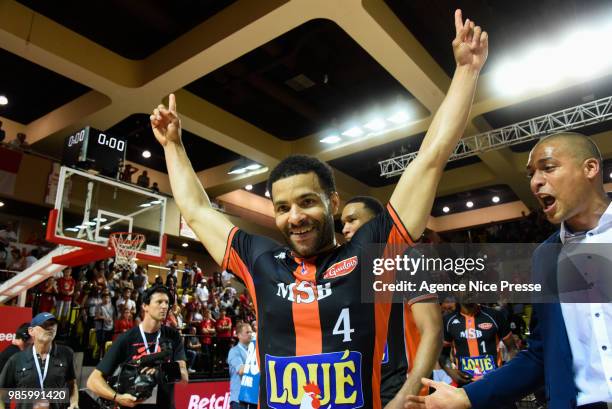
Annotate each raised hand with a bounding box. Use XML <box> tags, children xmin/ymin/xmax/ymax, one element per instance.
<box><xmin>452</xmin><ymin>9</ymin><xmax>488</xmax><ymax>72</ymax></box>
<box><xmin>150</xmin><ymin>93</ymin><xmax>181</xmax><ymax>147</ymax></box>
<box><xmin>405</xmin><ymin>378</ymin><xmax>471</xmax><ymax>409</ymax></box>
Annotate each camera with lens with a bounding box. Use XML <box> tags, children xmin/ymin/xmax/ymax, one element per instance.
<box><xmin>107</xmin><ymin>341</ymin><xmax>182</xmax><ymax>402</ymax></box>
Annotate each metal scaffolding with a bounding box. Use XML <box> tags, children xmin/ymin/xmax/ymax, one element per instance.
<box><xmin>379</xmin><ymin>95</ymin><xmax>612</xmax><ymax>178</ymax></box>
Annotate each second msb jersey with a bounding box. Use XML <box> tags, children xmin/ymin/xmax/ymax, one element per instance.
<box><xmin>223</xmin><ymin>204</ymin><xmax>412</xmax><ymax>409</ymax></box>
<box><xmin>443</xmin><ymin>306</ymin><xmax>511</xmax><ymax>380</ymax></box>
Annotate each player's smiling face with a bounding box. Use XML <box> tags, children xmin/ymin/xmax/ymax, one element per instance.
<box><xmin>272</xmin><ymin>172</ymin><xmax>339</xmax><ymax>258</ymax></box>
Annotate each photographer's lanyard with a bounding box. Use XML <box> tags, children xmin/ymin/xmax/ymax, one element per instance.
<box><xmin>32</xmin><ymin>345</ymin><xmax>50</xmax><ymax>389</ymax></box>
<box><xmin>139</xmin><ymin>324</ymin><xmax>161</xmax><ymax>355</ymax></box>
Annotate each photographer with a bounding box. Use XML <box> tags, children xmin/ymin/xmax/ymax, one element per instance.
<box><xmin>87</xmin><ymin>286</ymin><xmax>188</xmax><ymax>408</ymax></box>
<box><xmin>0</xmin><ymin>313</ymin><xmax>79</xmax><ymax>409</ymax></box>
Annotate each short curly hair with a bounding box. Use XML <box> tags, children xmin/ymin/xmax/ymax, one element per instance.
<box><xmin>266</xmin><ymin>155</ymin><xmax>336</xmax><ymax>199</ymax></box>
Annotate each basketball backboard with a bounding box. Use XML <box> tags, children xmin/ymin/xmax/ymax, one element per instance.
<box><xmin>46</xmin><ymin>166</ymin><xmax>167</xmax><ymax>265</ymax></box>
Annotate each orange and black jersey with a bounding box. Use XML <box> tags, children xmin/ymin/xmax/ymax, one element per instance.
<box><xmin>442</xmin><ymin>306</ymin><xmax>511</xmax><ymax>380</ymax></box>
<box><xmin>223</xmin><ymin>203</ymin><xmax>412</xmax><ymax>409</ymax></box>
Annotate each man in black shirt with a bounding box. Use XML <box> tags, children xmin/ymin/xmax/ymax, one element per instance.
<box><xmin>0</xmin><ymin>323</ymin><xmax>31</xmax><ymax>372</ymax></box>
<box><xmin>0</xmin><ymin>313</ymin><xmax>79</xmax><ymax>409</ymax></box>
<box><xmin>87</xmin><ymin>286</ymin><xmax>188</xmax><ymax>408</ymax></box>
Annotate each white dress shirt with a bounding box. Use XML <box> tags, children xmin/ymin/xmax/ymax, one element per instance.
<box><xmin>559</xmin><ymin>200</ymin><xmax>612</xmax><ymax>405</ymax></box>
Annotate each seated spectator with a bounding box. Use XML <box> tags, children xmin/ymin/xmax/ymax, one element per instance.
<box><xmin>9</xmin><ymin>132</ymin><xmax>29</xmax><ymax>149</ymax></box>
<box><xmin>184</xmin><ymin>326</ymin><xmax>201</xmax><ymax>373</ymax></box>
<box><xmin>114</xmin><ymin>307</ymin><xmax>133</xmax><ymax>340</ymax></box>
<box><xmin>151</xmin><ymin>182</ymin><xmax>160</xmax><ymax>193</ymax></box>
<box><xmin>136</xmin><ymin>170</ymin><xmax>150</xmax><ymax>188</ymax></box>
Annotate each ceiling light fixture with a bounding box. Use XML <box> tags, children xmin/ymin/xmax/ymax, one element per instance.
<box><xmin>227</xmin><ymin>159</ymin><xmax>265</xmax><ymax>175</ymax></box>
<box><xmin>265</xmin><ymin>190</ymin><xmax>270</xmax><ymax>198</ymax></box>
<box><xmin>442</xmin><ymin>206</ymin><xmax>450</xmax><ymax>213</ymax></box>
<box><xmin>320</xmin><ymin>135</ymin><xmax>341</xmax><ymax>144</ymax></box>
<box><xmin>0</xmin><ymin>201</ymin><xmax>4</xmax><ymax>207</ymax></box>
<box><xmin>466</xmin><ymin>201</ymin><xmax>474</xmax><ymax>208</ymax></box>
<box><xmin>0</xmin><ymin>96</ymin><xmax>7</xmax><ymax>105</ymax></box>
<box><xmin>387</xmin><ymin>110</ymin><xmax>411</xmax><ymax>124</ymax></box>
<box><xmin>492</xmin><ymin>196</ymin><xmax>500</xmax><ymax>203</ymax></box>
<box><xmin>363</xmin><ymin>118</ymin><xmax>387</xmax><ymax>131</ymax></box>
<box><xmin>245</xmin><ymin>184</ymin><xmax>253</xmax><ymax>191</ymax></box>
<box><xmin>182</xmin><ymin>243</ymin><xmax>189</xmax><ymax>248</ymax></box>
<box><xmin>342</xmin><ymin>126</ymin><xmax>364</xmax><ymax>138</ymax></box>
<box><xmin>493</xmin><ymin>17</ymin><xmax>612</xmax><ymax>96</ymax></box>
<box><xmin>142</xmin><ymin>150</ymin><xmax>151</xmax><ymax>158</ymax></box>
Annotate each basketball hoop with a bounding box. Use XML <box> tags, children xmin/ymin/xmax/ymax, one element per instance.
<box><xmin>109</xmin><ymin>232</ymin><xmax>145</xmax><ymax>267</ymax></box>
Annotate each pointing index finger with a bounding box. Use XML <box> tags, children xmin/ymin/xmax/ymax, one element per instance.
<box><xmin>454</xmin><ymin>9</ymin><xmax>463</xmax><ymax>36</ymax></box>
<box><xmin>169</xmin><ymin>93</ymin><xmax>176</xmax><ymax>113</ymax></box>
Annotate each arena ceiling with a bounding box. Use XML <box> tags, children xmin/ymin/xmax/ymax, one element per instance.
<box><xmin>1</xmin><ymin>0</ymin><xmax>612</xmax><ymax>216</ymax></box>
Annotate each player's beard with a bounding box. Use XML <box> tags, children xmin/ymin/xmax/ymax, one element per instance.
<box><xmin>286</xmin><ymin>214</ymin><xmax>335</xmax><ymax>258</ymax></box>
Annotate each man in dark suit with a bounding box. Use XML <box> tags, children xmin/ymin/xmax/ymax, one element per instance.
<box><xmin>405</xmin><ymin>132</ymin><xmax>612</xmax><ymax>409</ymax></box>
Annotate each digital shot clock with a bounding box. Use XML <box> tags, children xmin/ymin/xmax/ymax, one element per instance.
<box><xmin>62</xmin><ymin>126</ymin><xmax>127</xmax><ymax>177</ymax></box>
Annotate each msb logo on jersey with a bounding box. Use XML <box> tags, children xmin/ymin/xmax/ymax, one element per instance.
<box><xmin>276</xmin><ymin>281</ymin><xmax>333</xmax><ymax>304</ymax></box>
<box><xmin>323</xmin><ymin>256</ymin><xmax>358</xmax><ymax>279</ymax></box>
<box><xmin>459</xmin><ymin>328</ymin><xmax>483</xmax><ymax>339</ymax></box>
<box><xmin>265</xmin><ymin>350</ymin><xmax>364</xmax><ymax>409</ymax></box>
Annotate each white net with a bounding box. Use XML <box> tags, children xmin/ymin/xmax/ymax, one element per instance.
<box><xmin>109</xmin><ymin>232</ymin><xmax>145</xmax><ymax>267</ymax></box>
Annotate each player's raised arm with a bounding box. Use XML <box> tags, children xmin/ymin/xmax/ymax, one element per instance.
<box><xmin>390</xmin><ymin>9</ymin><xmax>488</xmax><ymax>239</ymax></box>
<box><xmin>151</xmin><ymin>94</ymin><xmax>235</xmax><ymax>266</ymax></box>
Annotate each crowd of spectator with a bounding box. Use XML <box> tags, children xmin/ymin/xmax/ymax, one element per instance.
<box><xmin>119</xmin><ymin>162</ymin><xmax>160</xmax><ymax>192</ymax></box>
<box><xmin>20</xmin><ymin>256</ymin><xmax>255</xmax><ymax>376</ymax></box>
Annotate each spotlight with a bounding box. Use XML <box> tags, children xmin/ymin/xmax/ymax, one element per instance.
<box><xmin>363</xmin><ymin>118</ymin><xmax>387</xmax><ymax>132</ymax></box>
<box><xmin>320</xmin><ymin>135</ymin><xmax>341</xmax><ymax>144</ymax></box>
<box><xmin>182</xmin><ymin>243</ymin><xmax>189</xmax><ymax>248</ymax></box>
<box><xmin>387</xmin><ymin>110</ymin><xmax>411</xmax><ymax>124</ymax></box>
<box><xmin>142</xmin><ymin>150</ymin><xmax>151</xmax><ymax>158</ymax></box>
<box><xmin>341</xmin><ymin>126</ymin><xmax>364</xmax><ymax>138</ymax></box>
<box><xmin>245</xmin><ymin>184</ymin><xmax>253</xmax><ymax>191</ymax></box>
<box><xmin>0</xmin><ymin>96</ymin><xmax>7</xmax><ymax>105</ymax></box>
<box><xmin>265</xmin><ymin>190</ymin><xmax>270</xmax><ymax>198</ymax></box>
<box><xmin>0</xmin><ymin>201</ymin><xmax>4</xmax><ymax>207</ymax></box>
<box><xmin>492</xmin><ymin>196</ymin><xmax>500</xmax><ymax>203</ymax></box>
<box><xmin>466</xmin><ymin>201</ymin><xmax>474</xmax><ymax>208</ymax></box>
<box><xmin>442</xmin><ymin>206</ymin><xmax>450</xmax><ymax>213</ymax></box>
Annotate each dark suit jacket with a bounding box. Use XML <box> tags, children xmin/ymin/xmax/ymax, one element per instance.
<box><xmin>465</xmin><ymin>231</ymin><xmax>582</xmax><ymax>409</ymax></box>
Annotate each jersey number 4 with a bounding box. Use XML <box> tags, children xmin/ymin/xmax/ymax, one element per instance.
<box><xmin>333</xmin><ymin>308</ymin><xmax>355</xmax><ymax>342</ymax></box>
